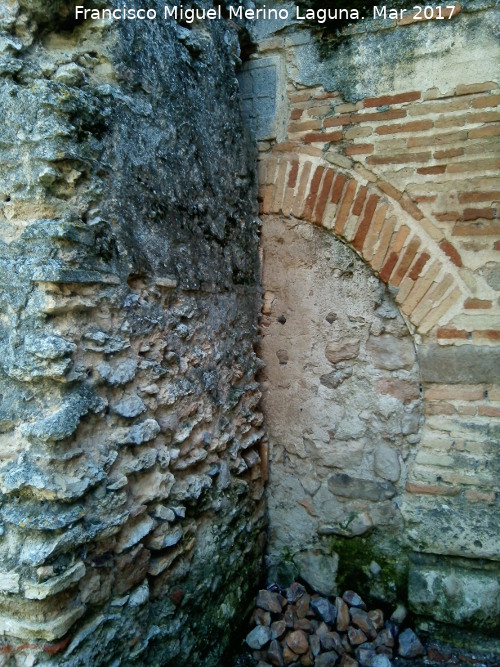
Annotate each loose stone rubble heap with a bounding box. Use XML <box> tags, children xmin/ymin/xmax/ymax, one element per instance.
<box><xmin>245</xmin><ymin>583</ymin><xmax>425</xmax><ymax>666</ymax></box>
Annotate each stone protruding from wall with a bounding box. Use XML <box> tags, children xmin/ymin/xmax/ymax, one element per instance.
<box><xmin>246</xmin><ymin>0</ymin><xmax>500</xmax><ymax>645</ymax></box>
<box><xmin>0</xmin><ymin>1</ymin><xmax>264</xmax><ymax>664</ymax></box>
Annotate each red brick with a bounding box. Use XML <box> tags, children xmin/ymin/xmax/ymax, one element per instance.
<box><xmin>288</xmin><ymin>90</ymin><xmax>313</xmax><ymax>103</ymax></box>
<box><xmin>425</xmin><ymin>401</ymin><xmax>456</xmax><ymax>415</ymax></box>
<box><xmin>390</xmin><ymin>237</ymin><xmax>421</xmax><ymax>286</ymax></box>
<box><xmin>453</xmin><ymin>220</ymin><xmax>500</xmax><ymax>236</ymax></box>
<box><xmin>472</xmin><ymin>329</ymin><xmax>500</xmax><ymax>341</ymax></box>
<box><xmin>471</xmin><ymin>94</ymin><xmax>500</xmax><ymax>108</ymax></box>
<box><xmin>464</xmin><ymin>298</ymin><xmax>492</xmax><ymax>309</ymax></box>
<box><xmin>434</xmin><ymin>148</ymin><xmax>464</xmax><ymax>159</ymax></box>
<box><xmin>408</xmin><ymin>130</ymin><xmax>467</xmax><ymax>148</ymax></box>
<box><xmin>364</xmin><ymin>91</ymin><xmax>420</xmax><ymax>107</ymax></box>
<box><xmin>289</xmin><ymin>119</ymin><xmax>323</xmax><ymax>133</ymax></box>
<box><xmin>352</xmin><ymin>186</ymin><xmax>368</xmax><ymax>216</ymax></box>
<box><xmin>335</xmin><ymin>180</ymin><xmax>357</xmax><ymax>234</ymax></box>
<box><xmin>376</xmin><ymin>378</ymin><xmax>420</xmax><ymax>402</ymax></box>
<box><xmin>463</xmin><ymin>207</ymin><xmax>495</xmax><ymax>221</ymax></box>
<box><xmin>399</xmin><ymin>196</ymin><xmax>424</xmax><ymax>221</ymax></box>
<box><xmin>417</xmin><ymin>165</ymin><xmax>446</xmax><ymax>175</ymax></box>
<box><xmin>379</xmin><ymin>251</ymin><xmax>399</xmax><ymax>283</ymax></box>
<box><xmin>435</xmin><ymin>115</ymin><xmax>466</xmax><ymax>129</ymax></box>
<box><xmin>288</xmin><ymin>160</ymin><xmax>299</xmax><ymax>188</ymax></box>
<box><xmin>304</xmin><ymin>131</ymin><xmax>343</xmax><ymax>144</ymax></box>
<box><xmin>468</xmin><ymin>125</ymin><xmax>500</xmax><ymax>139</ymax></box>
<box><xmin>324</xmin><ymin>115</ymin><xmax>355</xmax><ymax>128</ymax></box>
<box><xmin>345</xmin><ymin>143</ymin><xmax>374</xmax><ymax>155</ymax></box>
<box><xmin>439</xmin><ymin>240</ymin><xmax>463</xmax><ymax>267</ymax></box>
<box><xmin>352</xmin><ymin>108</ymin><xmax>407</xmax><ymax>124</ymax></box>
<box><xmin>437</xmin><ymin>327</ymin><xmax>468</xmax><ymax>340</ymax></box>
<box><xmin>330</xmin><ymin>174</ymin><xmax>346</xmax><ymax>203</ymax></box>
<box><xmin>377</xmin><ymin>180</ymin><xmax>403</xmax><ymax>200</ymax></box>
<box><xmin>456</xmin><ymin>81</ymin><xmax>498</xmax><ymax>96</ymax></box>
<box><xmin>409</xmin><ymin>252</ymin><xmax>431</xmax><ymax>280</ymax></box>
<box><xmin>465</xmin><ymin>489</ymin><xmax>496</xmax><ymax>503</ymax></box>
<box><xmin>353</xmin><ymin>194</ymin><xmax>379</xmax><ymax>251</ymax></box>
<box><xmin>290</xmin><ymin>108</ymin><xmax>303</xmax><ymax>120</ymax></box>
<box><xmin>302</xmin><ymin>166</ymin><xmax>325</xmax><ymax>220</ymax></box>
<box><xmin>495</xmin><ymin>240</ymin><xmax>500</xmax><ymax>250</ymax></box>
<box><xmin>467</xmin><ymin>110</ymin><xmax>500</xmax><ymax>124</ymax></box>
<box><xmin>414</xmin><ymin>195</ymin><xmax>437</xmax><ymax>203</ymax></box>
<box><xmin>367</xmin><ymin>152</ymin><xmax>431</xmax><ymax>165</ymax></box>
<box><xmin>376</xmin><ymin>119</ymin><xmax>433</xmax><ymax>135</ymax></box>
<box><xmin>362</xmin><ymin>203</ymin><xmax>387</xmax><ymax>258</ymax></box>
<box><xmin>271</xmin><ymin>160</ymin><xmax>288</xmax><ymax>213</ymax></box>
<box><xmin>409</xmin><ymin>98</ymin><xmax>470</xmax><ymax>115</ymax></box>
<box><xmin>478</xmin><ymin>405</ymin><xmax>500</xmax><ymax>418</ymax></box>
<box><xmin>261</xmin><ymin>184</ymin><xmax>275</xmax><ymax>214</ymax></box>
<box><xmin>405</xmin><ymin>482</ymin><xmax>460</xmax><ymax>496</ymax></box>
<box><xmin>273</xmin><ymin>142</ymin><xmax>298</xmax><ymax>153</ymax></box>
<box><xmin>313</xmin><ymin>169</ymin><xmax>335</xmax><ymax>223</ymax></box>
<box><xmin>292</xmin><ymin>161</ymin><xmax>312</xmax><ymax>218</ymax></box>
<box><xmin>458</xmin><ymin>190</ymin><xmax>500</xmax><ymax>203</ymax></box>
<box><xmin>435</xmin><ymin>212</ymin><xmax>460</xmax><ymax>222</ymax></box>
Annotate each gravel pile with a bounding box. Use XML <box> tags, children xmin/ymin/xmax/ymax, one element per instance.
<box><xmin>243</xmin><ymin>582</ymin><xmax>426</xmax><ymax>667</ymax></box>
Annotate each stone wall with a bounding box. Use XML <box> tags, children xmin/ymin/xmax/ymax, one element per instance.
<box><xmin>243</xmin><ymin>0</ymin><xmax>500</xmax><ymax>647</ymax></box>
<box><xmin>0</xmin><ymin>1</ymin><xmax>265</xmax><ymax>664</ymax></box>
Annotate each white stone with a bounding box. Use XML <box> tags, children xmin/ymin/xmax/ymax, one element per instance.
<box><xmin>24</xmin><ymin>562</ymin><xmax>85</xmax><ymax>600</ymax></box>
<box><xmin>0</xmin><ymin>571</ymin><xmax>20</xmax><ymax>594</ymax></box>
<box><xmin>374</xmin><ymin>445</ymin><xmax>401</xmax><ymax>482</ymax></box>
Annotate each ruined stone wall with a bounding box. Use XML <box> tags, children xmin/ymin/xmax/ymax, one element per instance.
<box><xmin>241</xmin><ymin>0</ymin><xmax>500</xmax><ymax>647</ymax></box>
<box><xmin>0</xmin><ymin>1</ymin><xmax>265</xmax><ymax>664</ymax></box>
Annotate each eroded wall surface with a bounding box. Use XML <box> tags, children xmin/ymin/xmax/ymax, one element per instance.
<box><xmin>260</xmin><ymin>216</ymin><xmax>423</xmax><ymax>601</ymax></box>
<box><xmin>245</xmin><ymin>0</ymin><xmax>500</xmax><ymax>644</ymax></box>
<box><xmin>0</xmin><ymin>1</ymin><xmax>265</xmax><ymax>664</ymax></box>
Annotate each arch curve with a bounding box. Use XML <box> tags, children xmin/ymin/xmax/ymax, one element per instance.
<box><xmin>258</xmin><ymin>149</ymin><xmax>469</xmax><ymax>335</ymax></box>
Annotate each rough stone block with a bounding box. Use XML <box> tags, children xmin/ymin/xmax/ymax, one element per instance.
<box><xmin>418</xmin><ymin>345</ymin><xmax>500</xmax><ymax>384</ymax></box>
<box><xmin>293</xmin><ymin>550</ymin><xmax>338</xmax><ymax>597</ymax></box>
<box><xmin>409</xmin><ymin>559</ymin><xmax>500</xmax><ymax>631</ymax></box>
<box><xmin>328</xmin><ymin>473</ymin><xmax>396</xmax><ymax>502</ymax></box>
<box><xmin>366</xmin><ymin>335</ymin><xmax>415</xmax><ymax>370</ymax></box>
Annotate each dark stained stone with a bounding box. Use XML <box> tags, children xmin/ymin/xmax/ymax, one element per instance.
<box><xmin>398</xmin><ymin>628</ymin><xmax>424</xmax><ymax>658</ymax></box>
<box><xmin>328</xmin><ymin>474</ymin><xmax>396</xmax><ymax>502</ymax></box>
<box><xmin>418</xmin><ymin>344</ymin><xmax>500</xmax><ymax>384</ymax></box>
<box><xmin>286</xmin><ymin>629</ymin><xmax>309</xmax><ymax>655</ymax></box>
<box><xmin>271</xmin><ymin>619</ymin><xmax>286</xmax><ymax>639</ymax></box>
<box><xmin>336</xmin><ymin>596</ymin><xmax>351</xmax><ymax>631</ymax></box>
<box><xmin>267</xmin><ymin>639</ymin><xmax>284</xmax><ymax>667</ymax></box>
<box><xmin>246</xmin><ymin>625</ymin><xmax>272</xmax><ymax>650</ymax></box>
<box><xmin>320</xmin><ymin>631</ymin><xmax>343</xmax><ymax>652</ymax></box>
<box><xmin>348</xmin><ymin>626</ymin><xmax>368</xmax><ymax>646</ymax></box>
<box><xmin>343</xmin><ymin>590</ymin><xmax>366</xmax><ymax>608</ymax></box>
<box><xmin>295</xmin><ymin>593</ymin><xmax>311</xmax><ymax>619</ymax></box>
<box><xmin>350</xmin><ymin>608</ymin><xmax>377</xmax><ymax>639</ymax></box>
<box><xmin>286</xmin><ymin>581</ymin><xmax>306</xmax><ymax>603</ymax></box>
<box><xmin>311</xmin><ymin>596</ymin><xmax>337</xmax><ymax>624</ymax></box>
<box><xmin>315</xmin><ymin>651</ymin><xmax>339</xmax><ymax>667</ymax></box>
<box><xmin>257</xmin><ymin>589</ymin><xmax>284</xmax><ymax>614</ymax></box>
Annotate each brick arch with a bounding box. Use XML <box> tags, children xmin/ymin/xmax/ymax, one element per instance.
<box><xmin>258</xmin><ymin>151</ymin><xmax>467</xmax><ymax>336</ymax></box>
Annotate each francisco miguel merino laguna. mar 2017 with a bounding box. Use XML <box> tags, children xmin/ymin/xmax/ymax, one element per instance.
<box><xmin>75</xmin><ymin>4</ymin><xmax>459</xmax><ymax>23</ymax></box>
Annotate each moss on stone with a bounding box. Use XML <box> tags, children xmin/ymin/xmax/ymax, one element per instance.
<box><xmin>327</xmin><ymin>534</ymin><xmax>409</xmax><ymax>605</ymax></box>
